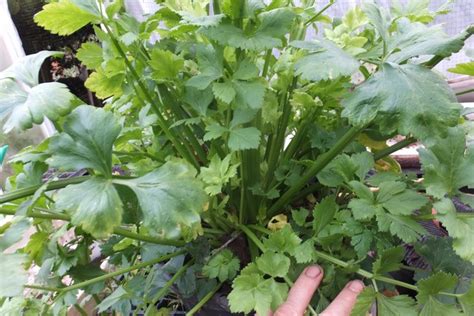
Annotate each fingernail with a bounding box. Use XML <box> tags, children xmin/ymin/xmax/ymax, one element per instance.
<box><xmin>348</xmin><ymin>280</ymin><xmax>364</xmax><ymax>293</ymax></box>
<box><xmin>305</xmin><ymin>265</ymin><xmax>321</xmax><ymax>278</ymax></box>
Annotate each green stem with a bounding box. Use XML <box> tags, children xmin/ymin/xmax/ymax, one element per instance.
<box><xmin>268</xmin><ymin>126</ymin><xmax>363</xmax><ymax>217</ymax></box>
<box><xmin>262</xmin><ymin>50</ymin><xmax>272</xmax><ymax>78</ymax></box>
<box><xmin>457</xmin><ymin>88</ymin><xmax>474</xmax><ymax>96</ymax></box>
<box><xmin>113</xmin><ymin>151</ymin><xmax>164</xmax><ymax>163</ymax></box>
<box><xmin>0</xmin><ymin>208</ymin><xmax>185</xmax><ymax>246</ymax></box>
<box><xmin>26</xmin><ymin>250</ymin><xmax>185</xmax><ymax>293</ymax></box>
<box><xmin>145</xmin><ymin>260</ymin><xmax>194</xmax><ymax>315</ymax></box>
<box><xmin>0</xmin><ymin>177</ymin><xmax>90</xmax><ymax>204</ymax></box>
<box><xmin>102</xmin><ymin>24</ymin><xmax>197</xmax><ymax>168</ymax></box>
<box><xmin>186</xmin><ymin>282</ymin><xmax>223</xmax><ymax>316</ymax></box>
<box><xmin>305</xmin><ymin>0</ymin><xmax>336</xmax><ymax>25</ymax></box>
<box><xmin>73</xmin><ymin>304</ymin><xmax>88</xmax><ymax>316</ymax></box>
<box><xmin>373</xmin><ymin>137</ymin><xmax>417</xmax><ymax>161</ymax></box>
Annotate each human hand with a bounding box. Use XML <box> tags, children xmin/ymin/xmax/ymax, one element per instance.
<box><xmin>271</xmin><ymin>265</ymin><xmax>364</xmax><ymax>316</ymax></box>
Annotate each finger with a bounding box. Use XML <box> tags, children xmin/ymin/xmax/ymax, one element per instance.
<box><xmin>274</xmin><ymin>265</ymin><xmax>323</xmax><ymax>316</ymax></box>
<box><xmin>320</xmin><ymin>280</ymin><xmax>365</xmax><ymax>316</ymax></box>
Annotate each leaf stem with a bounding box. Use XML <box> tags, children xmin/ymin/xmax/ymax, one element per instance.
<box><xmin>0</xmin><ymin>176</ymin><xmax>90</xmax><ymax>204</ymax></box>
<box><xmin>0</xmin><ymin>207</ymin><xmax>186</xmax><ymax>246</ymax></box>
<box><xmin>25</xmin><ymin>250</ymin><xmax>186</xmax><ymax>293</ymax></box>
<box><xmin>373</xmin><ymin>137</ymin><xmax>417</xmax><ymax>161</ymax></box>
<box><xmin>456</xmin><ymin>88</ymin><xmax>474</xmax><ymax>96</ymax></box>
<box><xmin>268</xmin><ymin>126</ymin><xmax>363</xmax><ymax>217</ymax></box>
<box><xmin>186</xmin><ymin>282</ymin><xmax>223</xmax><ymax>316</ymax></box>
<box><xmin>145</xmin><ymin>260</ymin><xmax>195</xmax><ymax>314</ymax></box>
<box><xmin>305</xmin><ymin>0</ymin><xmax>336</xmax><ymax>25</ymax></box>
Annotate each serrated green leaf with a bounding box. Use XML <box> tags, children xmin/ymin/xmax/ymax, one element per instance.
<box><xmin>417</xmin><ymin>271</ymin><xmax>458</xmax><ymax>303</ymax></box>
<box><xmin>376</xmin><ymin>211</ymin><xmax>425</xmax><ymax>243</ymax></box>
<box><xmin>263</xmin><ymin>225</ymin><xmax>301</xmax><ymax>254</ymax></box>
<box><xmin>212</xmin><ymin>81</ymin><xmax>236</xmax><ymax>104</ymax></box>
<box><xmin>419</xmin><ymin>128</ymin><xmax>474</xmax><ymax>199</ymax></box>
<box><xmin>372</xmin><ymin>246</ymin><xmax>404</xmax><ymax>275</ymax></box>
<box><xmin>351</xmin><ymin>287</ymin><xmax>376</xmax><ymax>316</ymax></box>
<box><xmin>200</xmin><ymin>154</ymin><xmax>239</xmax><ymax>195</ymax></box>
<box><xmin>201</xmin><ymin>8</ymin><xmax>295</xmax><ymax>50</ymax></box>
<box><xmin>342</xmin><ymin>63</ymin><xmax>461</xmax><ymax>140</ymax></box>
<box><xmin>56</xmin><ymin>178</ymin><xmax>123</xmax><ymax>238</ymax></box>
<box><xmin>34</xmin><ymin>0</ymin><xmax>100</xmax><ymax>36</ymax></box>
<box><xmin>116</xmin><ymin>161</ymin><xmax>207</xmax><ymax>241</ymax></box>
<box><xmin>228</xmin><ymin>274</ymin><xmax>272</xmax><ymax>316</ymax></box>
<box><xmin>2</xmin><ymin>81</ymin><xmax>76</xmax><ymax>133</ymax></box>
<box><xmin>349</xmin><ymin>198</ymin><xmax>380</xmax><ymax>220</ymax></box>
<box><xmin>186</xmin><ymin>45</ymin><xmax>223</xmax><ymax>90</ymax></box>
<box><xmin>228</xmin><ymin>127</ymin><xmax>261</xmax><ymax>151</ymax></box>
<box><xmin>76</xmin><ymin>42</ymin><xmax>103</xmax><ymax>69</ymax></box>
<box><xmin>268</xmin><ymin>279</ymin><xmax>289</xmax><ymax>311</ymax></box>
<box><xmin>318</xmin><ymin>152</ymin><xmax>373</xmax><ymax>187</ymax></box>
<box><xmin>363</xmin><ymin>3</ymin><xmax>389</xmax><ymax>44</ymax></box>
<box><xmin>149</xmin><ymin>49</ymin><xmax>184</xmax><ymax>81</ymax></box>
<box><xmin>292</xmin><ymin>239</ymin><xmax>317</xmax><ymax>264</ymax></box>
<box><xmin>376</xmin><ymin>294</ymin><xmax>417</xmax><ymax>316</ymax></box>
<box><xmin>202</xmin><ymin>249</ymin><xmax>240</xmax><ymax>282</ymax></box>
<box><xmin>203</xmin><ymin>123</ymin><xmax>228</xmax><ymax>141</ymax></box>
<box><xmin>233</xmin><ymin>80</ymin><xmax>266</xmax><ymax>109</ymax></box>
<box><xmin>48</xmin><ymin>105</ymin><xmax>121</xmax><ymax>175</ymax></box>
<box><xmin>184</xmin><ymin>86</ymin><xmax>213</xmax><ymax>116</ymax></box>
<box><xmin>291</xmin><ymin>208</ymin><xmax>309</xmax><ymax>226</ymax></box>
<box><xmin>233</xmin><ymin>59</ymin><xmax>259</xmax><ymax>80</ymax></box>
<box><xmin>434</xmin><ymin>199</ymin><xmax>474</xmax><ymax>263</ymax></box>
<box><xmin>419</xmin><ymin>297</ymin><xmax>462</xmax><ymax>316</ymax></box>
<box><xmin>85</xmin><ymin>67</ymin><xmax>124</xmax><ymax>99</ymax></box>
<box><xmin>387</xmin><ymin>18</ymin><xmax>468</xmax><ymax>64</ymax></box>
<box><xmin>292</xmin><ymin>39</ymin><xmax>360</xmax><ymax>81</ymax></box>
<box><xmin>313</xmin><ymin>195</ymin><xmax>338</xmax><ymax>235</ymax></box>
<box><xmin>256</xmin><ymin>252</ymin><xmax>290</xmax><ymax>277</ymax></box>
<box><xmin>349</xmin><ymin>181</ymin><xmax>374</xmax><ymax>201</ymax></box>
<box><xmin>0</xmin><ymin>254</ymin><xmax>28</xmax><ymax>297</ymax></box>
<box><xmin>449</xmin><ymin>62</ymin><xmax>474</xmax><ymax>76</ymax></box>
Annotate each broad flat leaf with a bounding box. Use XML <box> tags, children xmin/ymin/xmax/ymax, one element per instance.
<box><xmin>203</xmin><ymin>123</ymin><xmax>228</xmax><ymax>141</ymax></box>
<box><xmin>228</xmin><ymin>127</ymin><xmax>261</xmax><ymax>151</ymax></box>
<box><xmin>363</xmin><ymin>3</ymin><xmax>389</xmax><ymax>44</ymax></box>
<box><xmin>0</xmin><ymin>51</ymin><xmax>60</xmax><ymax>86</ymax></box>
<box><xmin>449</xmin><ymin>62</ymin><xmax>474</xmax><ymax>76</ymax></box>
<box><xmin>85</xmin><ymin>67</ymin><xmax>124</xmax><ymax>99</ymax></box>
<box><xmin>96</xmin><ymin>286</ymin><xmax>130</xmax><ymax>313</ymax></box>
<box><xmin>0</xmin><ymin>219</ymin><xmax>31</xmax><ymax>252</ymax></box>
<box><xmin>376</xmin><ymin>294</ymin><xmax>417</xmax><ymax>316</ymax></box>
<box><xmin>376</xmin><ymin>211</ymin><xmax>425</xmax><ymax>243</ymax></box>
<box><xmin>342</xmin><ymin>63</ymin><xmax>460</xmax><ymax>140</ymax></box>
<box><xmin>256</xmin><ymin>252</ymin><xmax>290</xmax><ymax>277</ymax></box>
<box><xmin>419</xmin><ymin>128</ymin><xmax>474</xmax><ymax>199</ymax></box>
<box><xmin>212</xmin><ymin>81</ymin><xmax>236</xmax><ymax>104</ymax></box>
<box><xmin>387</xmin><ymin>19</ymin><xmax>470</xmax><ymax>63</ymax></box>
<box><xmin>200</xmin><ymin>154</ymin><xmax>239</xmax><ymax>195</ymax></box>
<box><xmin>419</xmin><ymin>297</ymin><xmax>462</xmax><ymax>316</ymax></box>
<box><xmin>233</xmin><ymin>80</ymin><xmax>266</xmax><ymax>109</ymax></box>
<box><xmin>149</xmin><ymin>49</ymin><xmax>184</xmax><ymax>81</ymax></box>
<box><xmin>34</xmin><ymin>0</ymin><xmax>100</xmax><ymax>36</ymax></box>
<box><xmin>434</xmin><ymin>199</ymin><xmax>474</xmax><ymax>263</ymax></box>
<box><xmin>377</xmin><ymin>182</ymin><xmax>428</xmax><ymax>216</ymax></box>
<box><xmin>268</xmin><ymin>280</ymin><xmax>289</xmax><ymax>312</ymax></box>
<box><xmin>48</xmin><ymin>105</ymin><xmax>121</xmax><ymax>175</ymax></box>
<box><xmin>76</xmin><ymin>42</ymin><xmax>103</xmax><ymax>69</ymax></box>
<box><xmin>228</xmin><ymin>274</ymin><xmax>272</xmax><ymax>316</ymax></box>
<box><xmin>372</xmin><ymin>247</ymin><xmax>404</xmax><ymax>275</ymax></box>
<box><xmin>348</xmin><ymin>198</ymin><xmax>380</xmax><ymax>220</ymax></box>
<box><xmin>292</xmin><ymin>239</ymin><xmax>317</xmax><ymax>264</ymax></box>
<box><xmin>233</xmin><ymin>59</ymin><xmax>259</xmax><ymax>81</ymax></box>
<box><xmin>416</xmin><ymin>271</ymin><xmax>458</xmax><ymax>303</ymax></box>
<box><xmin>186</xmin><ymin>45</ymin><xmax>223</xmax><ymax>90</ymax></box>
<box><xmin>184</xmin><ymin>86</ymin><xmax>213</xmax><ymax>116</ymax></box>
<box><xmin>3</xmin><ymin>82</ymin><xmax>76</xmax><ymax>132</ymax></box>
<box><xmin>291</xmin><ymin>208</ymin><xmax>309</xmax><ymax>227</ymax></box>
<box><xmin>116</xmin><ymin>161</ymin><xmax>207</xmax><ymax>241</ymax></box>
<box><xmin>56</xmin><ymin>178</ymin><xmax>123</xmax><ymax>238</ymax></box>
<box><xmin>318</xmin><ymin>152</ymin><xmax>374</xmax><ymax>187</ymax></box>
<box><xmin>201</xmin><ymin>8</ymin><xmax>295</xmax><ymax>50</ymax></box>
<box><xmin>0</xmin><ymin>254</ymin><xmax>28</xmax><ymax>296</ymax></box>
<box><xmin>263</xmin><ymin>225</ymin><xmax>301</xmax><ymax>255</ymax></box>
<box><xmin>202</xmin><ymin>249</ymin><xmax>240</xmax><ymax>282</ymax></box>
<box><xmin>292</xmin><ymin>39</ymin><xmax>360</xmax><ymax>81</ymax></box>
<box><xmin>351</xmin><ymin>287</ymin><xmax>376</xmax><ymax>316</ymax></box>
<box><xmin>313</xmin><ymin>195</ymin><xmax>338</xmax><ymax>235</ymax></box>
